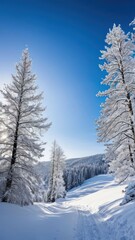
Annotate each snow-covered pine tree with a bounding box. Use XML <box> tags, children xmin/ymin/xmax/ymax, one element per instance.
<box><xmin>47</xmin><ymin>141</ymin><xmax>66</xmax><ymax>202</ymax></box>
<box><xmin>120</xmin><ymin>19</ymin><xmax>135</xmax><ymax>204</ymax></box>
<box><xmin>97</xmin><ymin>24</ymin><xmax>135</xmax><ymax>182</ymax></box>
<box><xmin>0</xmin><ymin>48</ymin><xmax>51</xmax><ymax>205</ymax></box>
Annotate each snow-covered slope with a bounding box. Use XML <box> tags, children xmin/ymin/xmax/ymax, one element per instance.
<box><xmin>0</xmin><ymin>174</ymin><xmax>135</xmax><ymax>240</ymax></box>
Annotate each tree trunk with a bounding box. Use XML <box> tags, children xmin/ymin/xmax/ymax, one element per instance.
<box><xmin>2</xmin><ymin>121</ymin><xmax>19</xmax><ymax>202</ymax></box>
<box><xmin>120</xmin><ymin>62</ymin><xmax>135</xmax><ymax>164</ymax></box>
<box><xmin>2</xmin><ymin>77</ymin><xmax>23</xmax><ymax>202</ymax></box>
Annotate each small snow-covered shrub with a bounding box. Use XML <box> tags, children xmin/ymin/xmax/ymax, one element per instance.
<box><xmin>121</xmin><ymin>182</ymin><xmax>135</xmax><ymax>205</ymax></box>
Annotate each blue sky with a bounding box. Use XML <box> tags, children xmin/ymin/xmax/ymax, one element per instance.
<box><xmin>0</xmin><ymin>0</ymin><xmax>135</xmax><ymax>160</ymax></box>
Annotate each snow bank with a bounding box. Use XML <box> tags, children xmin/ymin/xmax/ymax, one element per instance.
<box><xmin>0</xmin><ymin>202</ymin><xmax>77</xmax><ymax>240</ymax></box>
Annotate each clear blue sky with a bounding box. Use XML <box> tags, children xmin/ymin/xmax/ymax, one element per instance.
<box><xmin>0</xmin><ymin>0</ymin><xmax>135</xmax><ymax>160</ymax></box>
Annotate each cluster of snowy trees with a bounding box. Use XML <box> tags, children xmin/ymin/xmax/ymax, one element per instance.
<box><xmin>40</xmin><ymin>154</ymin><xmax>106</xmax><ymax>194</ymax></box>
<box><xmin>97</xmin><ymin>19</ymin><xmax>135</xmax><ymax>204</ymax></box>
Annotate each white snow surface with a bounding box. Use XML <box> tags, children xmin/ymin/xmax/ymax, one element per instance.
<box><xmin>0</xmin><ymin>174</ymin><xmax>135</xmax><ymax>240</ymax></box>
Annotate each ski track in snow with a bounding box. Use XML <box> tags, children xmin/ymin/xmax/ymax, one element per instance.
<box><xmin>77</xmin><ymin>210</ymin><xmax>102</xmax><ymax>240</ymax></box>
<box><xmin>76</xmin><ymin>210</ymin><xmax>113</xmax><ymax>240</ymax></box>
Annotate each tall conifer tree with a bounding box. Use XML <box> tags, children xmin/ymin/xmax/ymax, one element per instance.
<box><xmin>0</xmin><ymin>49</ymin><xmax>51</xmax><ymax>205</ymax></box>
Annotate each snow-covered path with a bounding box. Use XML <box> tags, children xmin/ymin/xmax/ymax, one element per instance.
<box><xmin>1</xmin><ymin>174</ymin><xmax>135</xmax><ymax>240</ymax></box>
<box><xmin>65</xmin><ymin>175</ymin><xmax>115</xmax><ymax>240</ymax></box>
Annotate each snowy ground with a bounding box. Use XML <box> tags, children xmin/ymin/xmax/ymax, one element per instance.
<box><xmin>0</xmin><ymin>174</ymin><xmax>135</xmax><ymax>240</ymax></box>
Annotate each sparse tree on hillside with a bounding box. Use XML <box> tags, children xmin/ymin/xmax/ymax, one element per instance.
<box><xmin>0</xmin><ymin>49</ymin><xmax>51</xmax><ymax>205</ymax></box>
<box><xmin>47</xmin><ymin>141</ymin><xmax>66</xmax><ymax>202</ymax></box>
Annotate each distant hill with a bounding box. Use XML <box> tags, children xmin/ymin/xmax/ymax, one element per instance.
<box><xmin>66</xmin><ymin>154</ymin><xmax>105</xmax><ymax>168</ymax></box>
<box><xmin>37</xmin><ymin>154</ymin><xmax>107</xmax><ymax>191</ymax></box>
